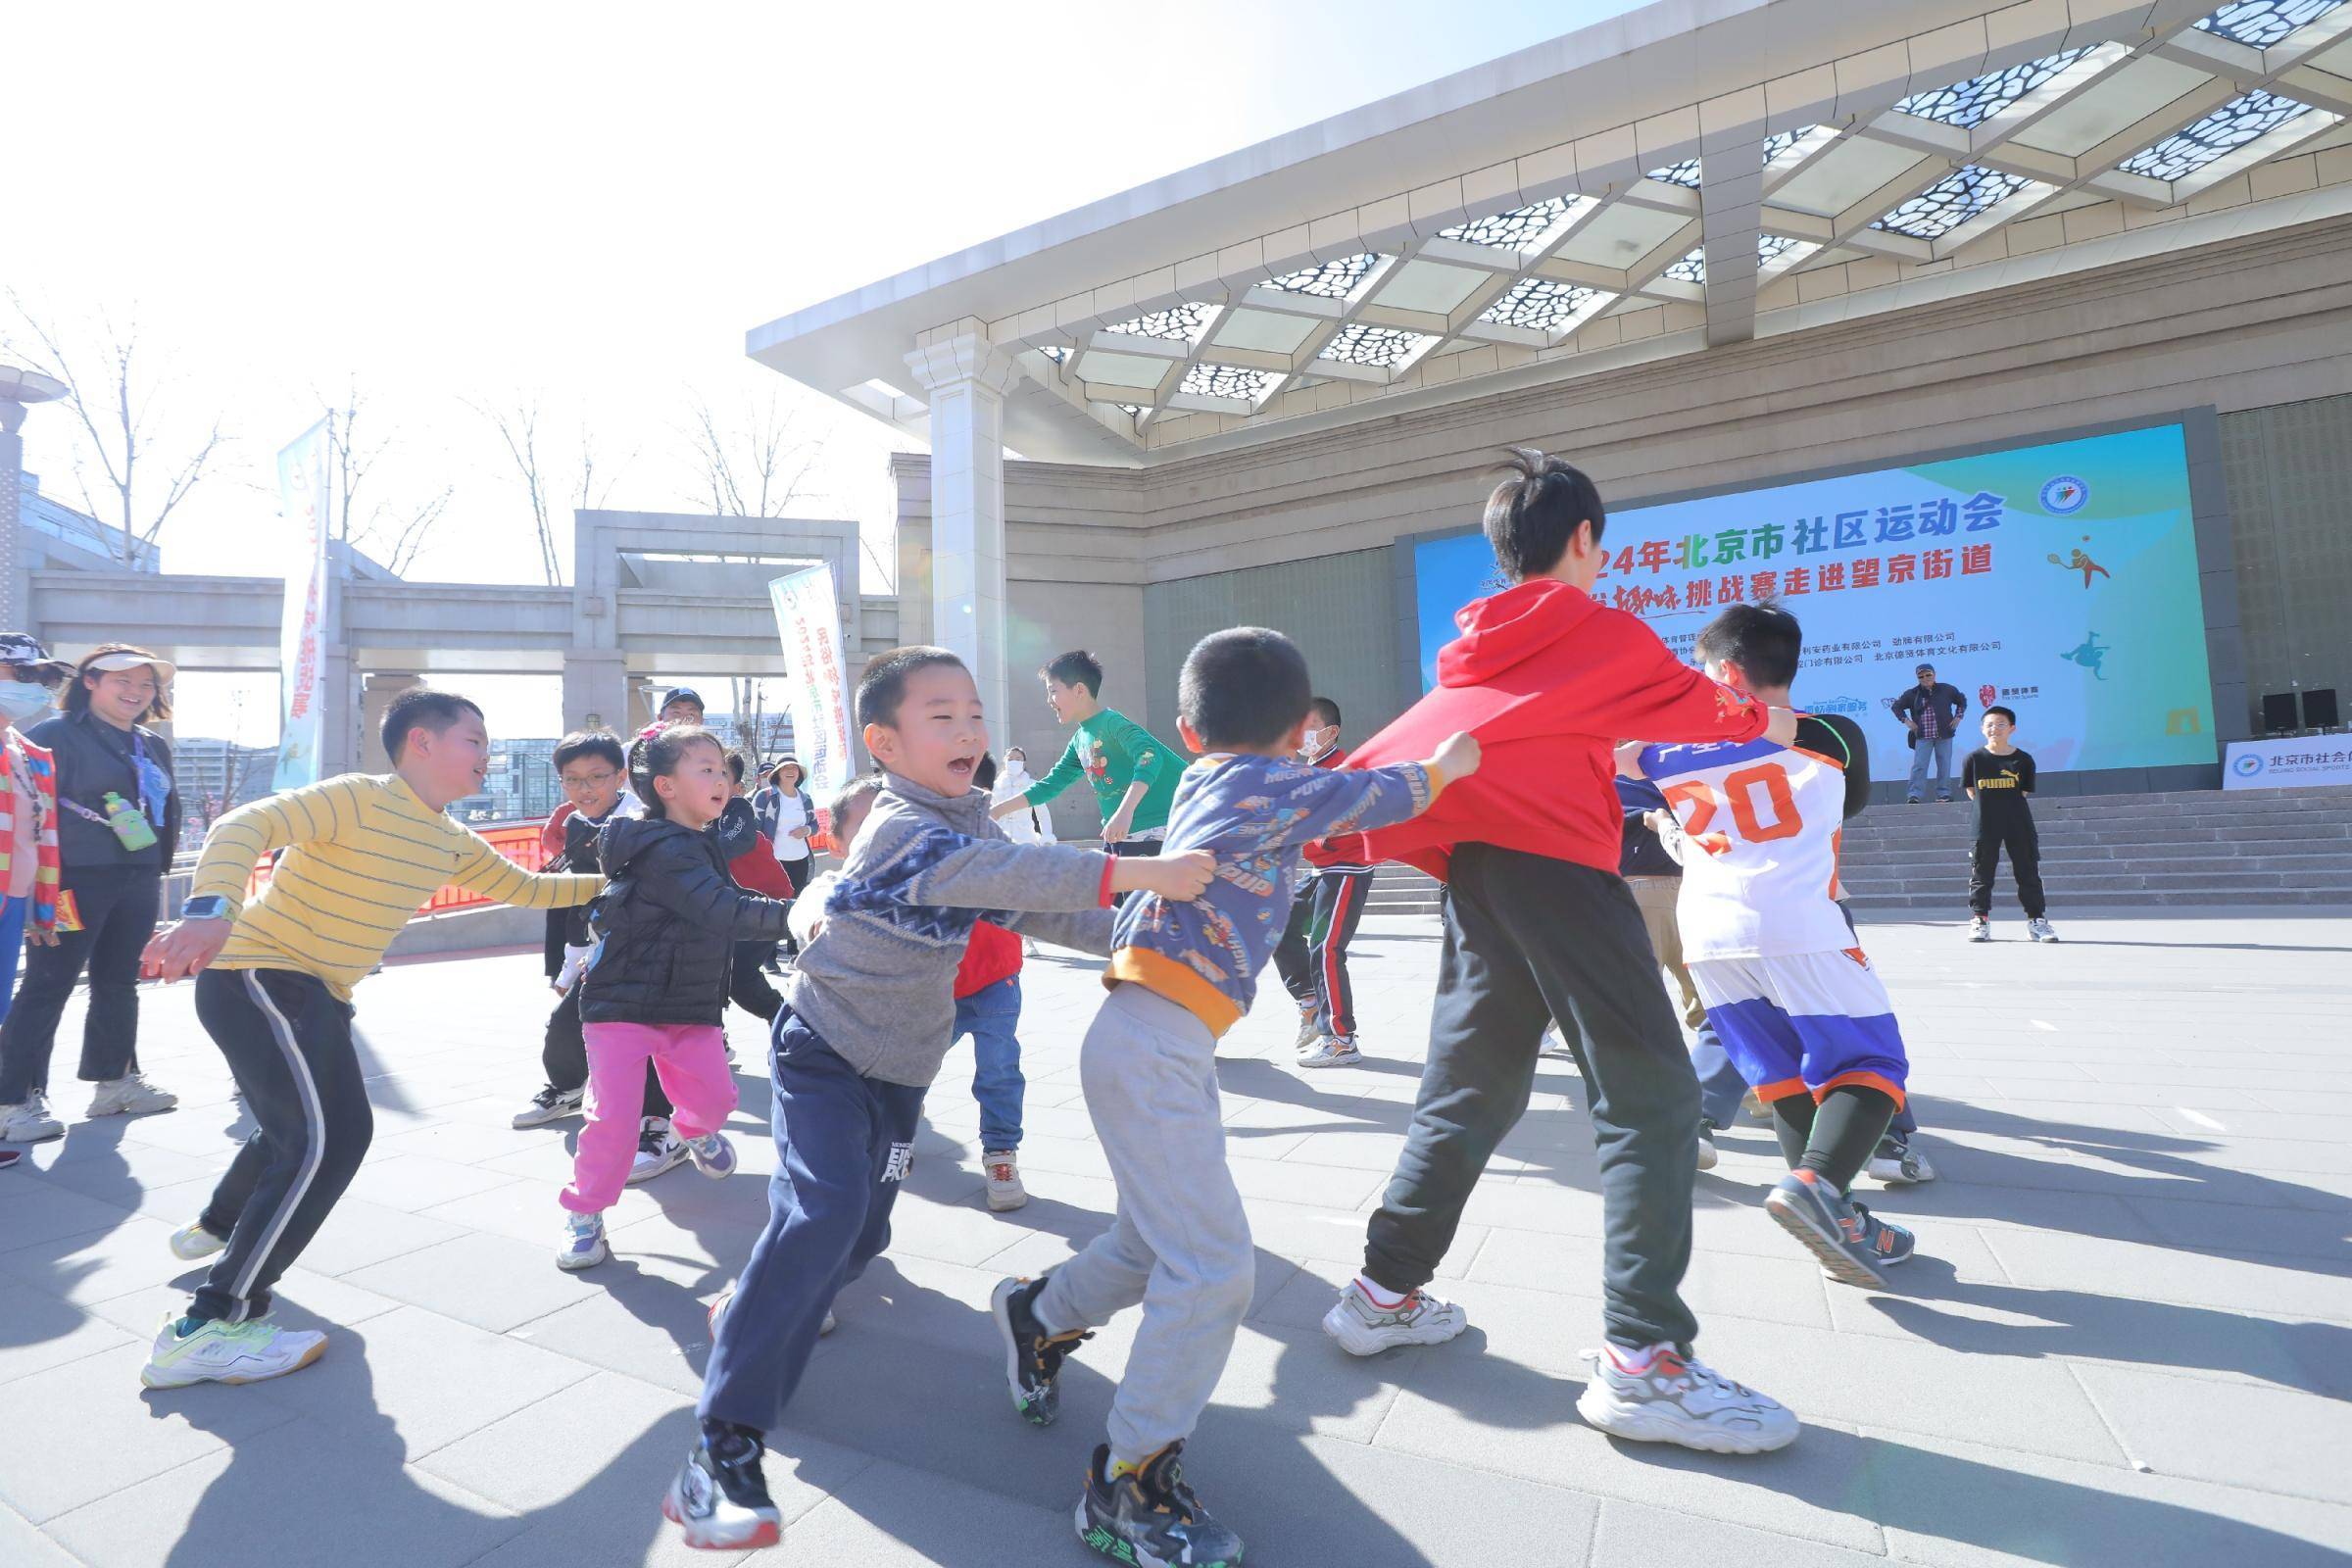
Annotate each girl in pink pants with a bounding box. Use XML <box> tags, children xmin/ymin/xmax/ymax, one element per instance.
<box><xmin>557</xmin><ymin>726</ymin><xmax>797</xmax><ymax>1271</ymax></box>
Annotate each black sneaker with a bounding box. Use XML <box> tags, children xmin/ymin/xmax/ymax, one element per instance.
<box><xmin>1078</xmin><ymin>1442</ymin><xmax>1244</xmax><ymax>1567</ymax></box>
<box><xmin>511</xmin><ymin>1084</ymin><xmax>583</xmax><ymax>1129</ymax></box>
<box><xmin>992</xmin><ymin>1274</ymin><xmax>1091</xmax><ymax>1426</ymax></box>
<box><xmin>662</xmin><ymin>1425</ymin><xmax>779</xmax><ymax>1550</ymax></box>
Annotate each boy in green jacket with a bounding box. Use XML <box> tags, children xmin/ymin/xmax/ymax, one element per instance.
<box><xmin>993</xmin><ymin>650</ymin><xmax>1182</xmax><ymax>860</ymax></box>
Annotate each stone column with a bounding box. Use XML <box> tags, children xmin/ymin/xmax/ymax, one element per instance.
<box><xmin>0</xmin><ymin>368</ymin><xmax>69</xmax><ymax>632</ymax></box>
<box><xmin>904</xmin><ymin>330</ymin><xmax>1023</xmax><ymax>741</ymax></box>
<box><xmin>359</xmin><ymin>672</ymin><xmax>424</xmax><ymax>772</ymax></box>
<box><xmin>563</xmin><ymin>649</ymin><xmax>627</xmax><ymax>735</ymax></box>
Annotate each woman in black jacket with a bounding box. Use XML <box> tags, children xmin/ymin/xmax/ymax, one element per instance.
<box><xmin>555</xmin><ymin>726</ymin><xmax>794</xmax><ymax>1271</ymax></box>
<box><xmin>0</xmin><ymin>645</ymin><xmax>182</xmax><ymax>1142</ymax></box>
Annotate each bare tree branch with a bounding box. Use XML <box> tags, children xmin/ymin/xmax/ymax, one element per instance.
<box><xmin>1</xmin><ymin>290</ymin><xmax>224</xmax><ymax>565</ymax></box>
<box><xmin>679</xmin><ymin>389</ymin><xmax>819</xmax><ymax>518</ymax></box>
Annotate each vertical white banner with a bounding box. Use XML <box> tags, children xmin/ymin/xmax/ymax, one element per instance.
<box><xmin>272</xmin><ymin>417</ymin><xmax>332</xmax><ymax>790</ymax></box>
<box><xmin>767</xmin><ymin>564</ymin><xmax>857</xmax><ymax>798</ymax></box>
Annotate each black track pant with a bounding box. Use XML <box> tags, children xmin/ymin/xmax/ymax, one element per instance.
<box><xmin>191</xmin><ymin>968</ymin><xmax>371</xmax><ymax>1324</ymax></box>
<box><xmin>1272</xmin><ymin>867</ymin><xmax>1374</xmax><ymax>1038</ymax></box>
<box><xmin>1968</xmin><ymin>823</ymin><xmax>2044</xmax><ymax>918</ymax></box>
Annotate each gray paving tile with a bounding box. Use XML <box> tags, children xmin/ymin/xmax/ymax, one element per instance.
<box><xmin>0</xmin><ymin>1182</ymin><xmax>141</xmax><ymax>1254</ymax></box>
<box><xmin>1591</xmin><ymin>1497</ymin><xmax>1890</xmax><ymax>1566</ymax></box>
<box><xmin>2073</xmin><ymin>1362</ymin><xmax>2352</xmax><ymax>1504</ymax></box>
<box><xmin>0</xmin><ymin>1214</ymin><xmax>213</xmax><ymax>1309</ymax></box>
<box><xmin>343</xmin><ymin>1229</ymin><xmax>615</xmax><ymax>1333</ymax></box>
<box><xmin>0</xmin><ymin>1498</ymin><xmax>80</xmax><ymax>1568</ymax></box>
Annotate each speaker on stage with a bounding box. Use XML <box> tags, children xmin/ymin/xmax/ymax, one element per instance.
<box><xmin>2304</xmin><ymin>688</ymin><xmax>2340</xmax><ymax>730</ymax></box>
<box><xmin>2262</xmin><ymin>693</ymin><xmax>2299</xmax><ymax>735</ymax></box>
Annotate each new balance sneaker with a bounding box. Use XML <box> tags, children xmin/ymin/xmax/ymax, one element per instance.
<box><xmin>2028</xmin><ymin>916</ymin><xmax>2059</xmax><ymax>943</ymax></box>
<box><xmin>1968</xmin><ymin>915</ymin><xmax>1991</xmax><ymax>943</ymax></box>
<box><xmin>1077</xmin><ymin>1442</ymin><xmax>1244</xmax><ymax>1568</ymax></box>
<box><xmin>685</xmin><ymin>1132</ymin><xmax>736</xmax><ymax>1179</ymax></box>
<box><xmin>1292</xmin><ymin>1004</ymin><xmax>1320</xmax><ymax>1053</ymax></box>
<box><xmin>556</xmin><ymin>1210</ymin><xmax>609</xmax><ymax>1271</ymax></box>
<box><xmin>88</xmin><ymin>1072</ymin><xmax>177</xmax><ymax>1118</ymax></box>
<box><xmin>1574</xmin><ymin>1342</ymin><xmax>1798</xmax><ymax>1454</ymax></box>
<box><xmin>140</xmin><ymin>1313</ymin><xmax>326</xmax><ymax>1389</ymax></box>
<box><xmin>1867</xmin><ymin>1133</ymin><xmax>1937</xmax><ymax>1186</ymax></box>
<box><xmin>663</xmin><ymin>1426</ymin><xmax>780</xmax><ymax>1551</ymax></box>
<box><xmin>1297</xmin><ymin>1035</ymin><xmax>1363</xmax><ymax>1069</ymax></box>
<box><xmin>627</xmin><ymin>1119</ymin><xmax>688</xmax><ymax>1184</ymax></box>
<box><xmin>983</xmin><ymin>1150</ymin><xmax>1029</xmax><ymax>1211</ymax></box>
<box><xmin>992</xmin><ymin>1274</ymin><xmax>1092</xmax><ymax>1426</ymax></box>
<box><xmin>0</xmin><ymin>1093</ymin><xmax>64</xmax><ymax>1143</ymax></box>
<box><xmin>1763</xmin><ymin>1168</ymin><xmax>1912</xmax><ymax>1288</ymax></box>
<box><xmin>1695</xmin><ymin>1119</ymin><xmax>1720</xmax><ymax>1173</ymax></box>
<box><xmin>1322</xmin><ymin>1278</ymin><xmax>1467</xmax><ymax>1356</ymax></box>
<box><xmin>512</xmin><ymin>1084</ymin><xmax>583</xmax><ymax>1129</ymax></box>
<box><xmin>169</xmin><ymin>1219</ymin><xmax>228</xmax><ymax>1261</ymax></box>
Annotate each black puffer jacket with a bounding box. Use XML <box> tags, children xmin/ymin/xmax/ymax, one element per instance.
<box><xmin>579</xmin><ymin>814</ymin><xmax>793</xmax><ymax>1026</ymax></box>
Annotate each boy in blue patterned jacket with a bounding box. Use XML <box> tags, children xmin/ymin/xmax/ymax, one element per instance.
<box><xmin>991</xmin><ymin>627</ymin><xmax>1478</xmax><ymax>1568</ymax></box>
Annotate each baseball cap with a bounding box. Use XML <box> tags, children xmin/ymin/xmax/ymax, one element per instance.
<box><xmin>83</xmin><ymin>649</ymin><xmax>179</xmax><ymax>684</ymax></box>
<box><xmin>0</xmin><ymin>633</ymin><xmax>72</xmax><ymax>677</ymax></box>
<box><xmin>658</xmin><ymin>686</ymin><xmax>705</xmax><ymax>712</ymax></box>
<box><xmin>1915</xmin><ymin>662</ymin><xmax>1936</xmax><ymax>674</ymax></box>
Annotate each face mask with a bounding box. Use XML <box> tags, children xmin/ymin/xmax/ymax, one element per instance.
<box><xmin>0</xmin><ymin>682</ymin><xmax>54</xmax><ymax>723</ymax></box>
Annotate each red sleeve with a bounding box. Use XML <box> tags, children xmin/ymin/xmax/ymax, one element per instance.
<box><xmin>1098</xmin><ymin>857</ymin><xmax>1117</xmax><ymax>906</ymax></box>
<box><xmin>1582</xmin><ymin>617</ymin><xmax>1770</xmax><ymax>745</ymax></box>
<box><xmin>540</xmin><ymin>802</ymin><xmax>576</xmax><ymax>858</ymax></box>
<box><xmin>728</xmin><ymin>838</ymin><xmax>795</xmax><ymax>899</ymax></box>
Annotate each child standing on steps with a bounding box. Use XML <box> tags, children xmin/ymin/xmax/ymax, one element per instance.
<box><xmin>556</xmin><ymin>726</ymin><xmax>797</xmax><ymax>1271</ymax></box>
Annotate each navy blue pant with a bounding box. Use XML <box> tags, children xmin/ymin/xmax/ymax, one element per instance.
<box><xmin>699</xmin><ymin>1009</ymin><xmax>927</xmax><ymax>1435</ymax></box>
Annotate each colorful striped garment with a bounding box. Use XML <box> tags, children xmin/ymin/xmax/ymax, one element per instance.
<box><xmin>0</xmin><ymin>735</ymin><xmax>62</xmax><ymax>929</ymax></box>
<box><xmin>188</xmin><ymin>773</ymin><xmax>602</xmax><ymax>1001</ymax></box>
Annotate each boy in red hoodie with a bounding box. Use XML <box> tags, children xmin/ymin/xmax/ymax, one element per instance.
<box><xmin>1316</xmin><ymin>448</ymin><xmax>1804</xmax><ymax>1456</ymax></box>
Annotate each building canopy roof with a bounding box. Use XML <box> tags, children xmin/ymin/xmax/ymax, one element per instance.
<box><xmin>750</xmin><ymin>0</ymin><xmax>2352</xmax><ymax>465</ymax></box>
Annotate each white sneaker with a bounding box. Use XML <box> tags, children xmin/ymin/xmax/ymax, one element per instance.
<box><xmin>685</xmin><ymin>1132</ymin><xmax>737</xmax><ymax>1179</ymax></box>
<box><xmin>170</xmin><ymin>1219</ymin><xmax>228</xmax><ymax>1260</ymax></box>
<box><xmin>556</xmin><ymin>1210</ymin><xmax>609</xmax><ymax>1271</ymax></box>
<box><xmin>140</xmin><ymin>1312</ymin><xmax>326</xmax><ymax>1389</ymax></box>
<box><xmin>1867</xmin><ymin>1134</ymin><xmax>1937</xmax><ymax>1186</ymax></box>
<box><xmin>983</xmin><ymin>1150</ymin><xmax>1028</xmax><ymax>1211</ymax></box>
<box><xmin>1539</xmin><ymin>1026</ymin><xmax>1576</xmax><ymax>1060</ymax></box>
<box><xmin>1575</xmin><ymin>1343</ymin><xmax>1798</xmax><ymax>1454</ymax></box>
<box><xmin>1695</xmin><ymin>1123</ymin><xmax>1719</xmax><ymax>1172</ymax></box>
<box><xmin>2028</xmin><ymin>916</ymin><xmax>2058</xmax><ymax>943</ymax></box>
<box><xmin>88</xmin><ymin>1073</ymin><xmax>177</xmax><ymax>1118</ymax></box>
<box><xmin>1293</xmin><ymin>1007</ymin><xmax>1321</xmax><ymax>1053</ymax></box>
<box><xmin>0</xmin><ymin>1093</ymin><xmax>64</xmax><ymax>1143</ymax></box>
<box><xmin>512</xmin><ymin>1085</ymin><xmax>583</xmax><ymax>1128</ymax></box>
<box><xmin>1322</xmin><ymin>1280</ymin><xmax>1468</xmax><ymax>1356</ymax></box>
<box><xmin>1298</xmin><ymin>1035</ymin><xmax>1364</xmax><ymax>1069</ymax></box>
<box><xmin>627</xmin><ymin>1119</ymin><xmax>689</xmax><ymax>1184</ymax></box>
<box><xmin>1968</xmin><ymin>915</ymin><xmax>1991</xmax><ymax>943</ymax></box>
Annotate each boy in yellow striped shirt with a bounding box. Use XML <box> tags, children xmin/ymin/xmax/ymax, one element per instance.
<box><xmin>136</xmin><ymin>690</ymin><xmax>603</xmax><ymax>1390</ymax></box>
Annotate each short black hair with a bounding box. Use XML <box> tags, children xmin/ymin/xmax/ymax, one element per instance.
<box><xmin>552</xmin><ymin>730</ymin><xmax>625</xmax><ymax>774</ymax></box>
<box><xmin>1041</xmin><ymin>650</ymin><xmax>1103</xmax><ymax>697</ymax></box>
<box><xmin>1984</xmin><ymin>705</ymin><xmax>2018</xmax><ymax>725</ymax></box>
<box><xmin>383</xmin><ymin>689</ymin><xmax>485</xmax><ymax>763</ymax></box>
<box><xmin>858</xmin><ymin>645</ymin><xmax>968</xmax><ymax>728</ymax></box>
<box><xmin>627</xmin><ymin>724</ymin><xmax>725</xmax><ymax>820</ymax></box>
<box><xmin>1179</xmin><ymin>627</ymin><xmax>1312</xmax><ymax>750</ymax></box>
<box><xmin>1484</xmin><ymin>447</ymin><xmax>1606</xmax><ymax>581</ymax></box>
<box><xmin>1307</xmin><ymin>696</ymin><xmax>1342</xmax><ymax>730</ymax></box>
<box><xmin>830</xmin><ymin>772</ymin><xmax>887</xmax><ymax>845</ymax></box>
<box><xmin>726</xmin><ymin>752</ymin><xmax>747</xmax><ymax>784</ymax></box>
<box><xmin>1693</xmin><ymin>602</ymin><xmax>1802</xmax><ymax>689</ymax></box>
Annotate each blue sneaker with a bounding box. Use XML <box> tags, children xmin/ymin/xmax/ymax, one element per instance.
<box><xmin>1763</xmin><ymin>1169</ymin><xmax>1913</xmax><ymax>1289</ymax></box>
<box><xmin>685</xmin><ymin>1132</ymin><xmax>736</xmax><ymax>1179</ymax></box>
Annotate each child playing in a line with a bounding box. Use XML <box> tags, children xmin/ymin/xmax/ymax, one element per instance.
<box><xmin>556</xmin><ymin>727</ymin><xmax>797</xmax><ymax>1270</ymax></box>
<box><xmin>992</xmin><ymin>627</ymin><xmax>1475</xmax><ymax>1568</ymax></box>
<box><xmin>1963</xmin><ymin>706</ymin><xmax>2056</xmax><ymax>944</ymax></box>
<box><xmin>1624</xmin><ymin>603</ymin><xmax>1919</xmax><ymax>1289</ymax></box>
<box><xmin>666</xmin><ymin>647</ymin><xmax>1215</xmax><ymax>1551</ymax></box>
<box><xmin>136</xmin><ymin>690</ymin><xmax>604</xmax><ymax>1389</ymax></box>
<box><xmin>1276</xmin><ymin>696</ymin><xmax>1382</xmax><ymax>1068</ymax></box>
<box><xmin>993</xmin><ymin>649</ymin><xmax>1183</xmax><ymax>865</ymax></box>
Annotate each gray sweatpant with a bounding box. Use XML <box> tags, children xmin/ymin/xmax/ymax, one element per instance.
<box><xmin>1035</xmin><ymin>982</ymin><xmax>1254</xmax><ymax>1463</ymax></box>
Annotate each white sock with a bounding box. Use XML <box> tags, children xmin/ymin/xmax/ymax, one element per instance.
<box><xmin>1607</xmin><ymin>1341</ymin><xmax>1675</xmax><ymax>1373</ymax></box>
<box><xmin>1353</xmin><ymin>1274</ymin><xmax>1409</xmax><ymax>1310</ymax></box>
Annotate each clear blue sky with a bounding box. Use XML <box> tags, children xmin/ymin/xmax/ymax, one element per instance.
<box><xmin>9</xmin><ymin>0</ymin><xmax>1646</xmax><ymax>738</ymax></box>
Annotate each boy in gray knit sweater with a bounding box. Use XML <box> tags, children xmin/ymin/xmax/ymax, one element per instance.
<box><xmin>667</xmin><ymin>647</ymin><xmax>1214</xmax><ymax>1552</ymax></box>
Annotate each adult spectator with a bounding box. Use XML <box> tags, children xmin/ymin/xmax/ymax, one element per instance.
<box><xmin>640</xmin><ymin>686</ymin><xmax>705</xmax><ymax>739</ymax></box>
<box><xmin>0</xmin><ymin>644</ymin><xmax>182</xmax><ymax>1141</ymax></box>
<box><xmin>1889</xmin><ymin>662</ymin><xmax>1967</xmax><ymax>804</ymax></box>
<box><xmin>752</xmin><ymin>756</ymin><xmax>818</xmax><ymax>899</ymax></box>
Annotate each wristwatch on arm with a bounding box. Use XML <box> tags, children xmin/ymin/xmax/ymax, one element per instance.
<box><xmin>179</xmin><ymin>896</ymin><xmax>233</xmax><ymax>922</ymax></box>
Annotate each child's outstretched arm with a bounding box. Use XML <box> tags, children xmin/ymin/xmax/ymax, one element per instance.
<box><xmin>629</xmin><ymin>836</ymin><xmax>795</xmax><ymax>942</ymax></box>
<box><xmin>890</xmin><ymin>823</ymin><xmax>1213</xmax><ymax>914</ymax></box>
<box><xmin>1281</xmin><ymin>732</ymin><xmax>1481</xmax><ymax>847</ymax></box>
<box><xmin>447</xmin><ymin>832</ymin><xmax>605</xmax><ymax>910</ymax></box>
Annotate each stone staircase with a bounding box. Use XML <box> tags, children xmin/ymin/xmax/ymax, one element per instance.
<box><xmin>1355</xmin><ymin>783</ymin><xmax>2352</xmax><ymax>915</ymax></box>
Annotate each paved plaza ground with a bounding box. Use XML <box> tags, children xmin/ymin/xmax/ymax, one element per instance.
<box><xmin>3</xmin><ymin>906</ymin><xmax>2349</xmax><ymax>1567</ymax></box>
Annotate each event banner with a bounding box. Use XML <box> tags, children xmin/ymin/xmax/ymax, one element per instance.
<box><xmin>2224</xmin><ymin>735</ymin><xmax>2352</xmax><ymax>791</ymax></box>
<box><xmin>768</xmin><ymin>564</ymin><xmax>858</xmax><ymax>799</ymax></box>
<box><xmin>1412</xmin><ymin>423</ymin><xmax>2216</xmax><ymax>781</ymax></box>
<box><xmin>272</xmin><ymin>417</ymin><xmax>333</xmax><ymax>791</ymax></box>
